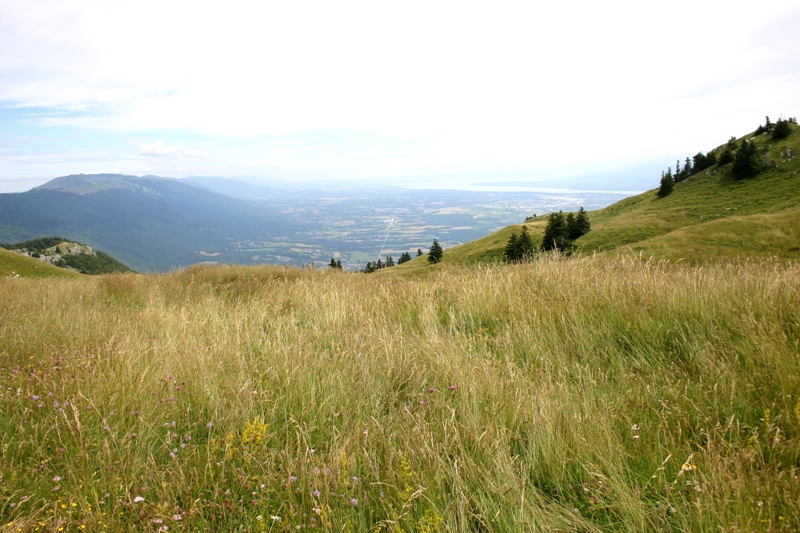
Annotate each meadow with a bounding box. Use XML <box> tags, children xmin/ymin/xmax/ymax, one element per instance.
<box><xmin>1</xmin><ymin>256</ymin><xmax>799</xmax><ymax>531</ymax></box>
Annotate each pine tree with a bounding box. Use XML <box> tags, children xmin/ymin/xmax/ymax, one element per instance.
<box><xmin>718</xmin><ymin>138</ymin><xmax>737</xmax><ymax>165</ymax></box>
<box><xmin>416</xmin><ymin>249</ymin><xmax>423</xmax><ymax>257</ymax></box>
<box><xmin>428</xmin><ymin>239</ymin><xmax>443</xmax><ymax>264</ymax></box>
<box><xmin>541</xmin><ymin>212</ymin><xmax>569</xmax><ymax>251</ymax></box>
<box><xmin>330</xmin><ymin>258</ymin><xmax>337</xmax><ymax>268</ymax></box>
<box><xmin>569</xmin><ymin>207</ymin><xmax>591</xmax><ymax>238</ymax></box>
<box><xmin>731</xmin><ymin>139</ymin><xmax>762</xmax><ymax>179</ymax></box>
<box><xmin>335</xmin><ymin>259</ymin><xmax>342</xmax><ymax>269</ymax></box>
<box><xmin>504</xmin><ymin>225</ymin><xmax>535</xmax><ymax>262</ymax></box>
<box><xmin>772</xmin><ymin>118</ymin><xmax>792</xmax><ymax>140</ymax></box>
<box><xmin>385</xmin><ymin>255</ymin><xmax>394</xmax><ymax>267</ymax></box>
<box><xmin>503</xmin><ymin>233</ymin><xmax>518</xmax><ymax>262</ymax></box>
<box><xmin>657</xmin><ymin>170</ymin><xmax>674</xmax><ymax>198</ymax></box>
<box><xmin>398</xmin><ymin>252</ymin><xmax>411</xmax><ymax>264</ymax></box>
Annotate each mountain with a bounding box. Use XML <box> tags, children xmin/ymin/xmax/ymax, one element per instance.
<box><xmin>0</xmin><ymin>174</ymin><xmax>292</xmax><ymax>272</ymax></box>
<box><xmin>390</xmin><ymin>120</ymin><xmax>800</xmax><ymax>270</ymax></box>
<box><xmin>1</xmin><ymin>236</ymin><xmax>132</xmax><ymax>274</ymax></box>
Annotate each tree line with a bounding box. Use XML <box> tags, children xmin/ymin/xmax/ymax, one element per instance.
<box><xmin>505</xmin><ymin>207</ymin><xmax>591</xmax><ymax>261</ymax></box>
<box><xmin>658</xmin><ymin>116</ymin><xmax>797</xmax><ymax>198</ymax></box>
<box><xmin>331</xmin><ymin>246</ymin><xmax>435</xmax><ymax>273</ymax></box>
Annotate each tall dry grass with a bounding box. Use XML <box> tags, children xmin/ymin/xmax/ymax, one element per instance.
<box><xmin>1</xmin><ymin>257</ymin><xmax>799</xmax><ymax>531</ymax></box>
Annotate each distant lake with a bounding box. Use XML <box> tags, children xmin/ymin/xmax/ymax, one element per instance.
<box><xmin>406</xmin><ymin>181</ymin><xmax>643</xmax><ymax>196</ymax></box>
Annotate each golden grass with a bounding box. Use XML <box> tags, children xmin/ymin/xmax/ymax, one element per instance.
<box><xmin>1</xmin><ymin>258</ymin><xmax>799</xmax><ymax>531</ymax></box>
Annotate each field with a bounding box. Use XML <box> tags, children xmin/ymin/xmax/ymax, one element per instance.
<box><xmin>2</xmin><ymin>256</ymin><xmax>799</xmax><ymax>531</ymax></box>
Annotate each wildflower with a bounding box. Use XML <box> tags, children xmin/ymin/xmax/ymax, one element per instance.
<box><xmin>419</xmin><ymin>400</ymin><xmax>425</xmax><ymax>406</ymax></box>
<box><xmin>289</xmin><ymin>476</ymin><xmax>297</xmax><ymax>483</ymax></box>
<box><xmin>206</xmin><ymin>422</ymin><xmax>213</xmax><ymax>428</ymax></box>
<box><xmin>53</xmin><ymin>476</ymin><xmax>62</xmax><ymax>482</ymax></box>
<box><xmin>631</xmin><ymin>424</ymin><xmax>640</xmax><ymax>431</ymax></box>
<box><xmin>313</xmin><ymin>490</ymin><xmax>321</xmax><ymax>498</ymax></box>
<box><xmin>429</xmin><ymin>387</ymin><xmax>435</xmax><ymax>392</ymax></box>
<box><xmin>152</xmin><ymin>519</ymin><xmax>163</xmax><ymax>525</ymax></box>
<box><xmin>256</xmin><ymin>515</ymin><xmax>263</xmax><ymax>521</ymax></box>
<box><xmin>449</xmin><ymin>385</ymin><xmax>456</xmax><ymax>390</ymax></box>
<box><xmin>32</xmin><ymin>395</ymin><xmax>40</xmax><ymax>401</ymax></box>
<box><xmin>171</xmin><ymin>514</ymin><xmax>182</xmax><ymax>521</ymax></box>
<box><xmin>133</xmin><ymin>496</ymin><xmax>145</xmax><ymax>503</ymax></box>
<box><xmin>351</xmin><ymin>498</ymin><xmax>358</xmax><ymax>507</ymax></box>
<box><xmin>271</xmin><ymin>515</ymin><xmax>282</xmax><ymax>522</ymax></box>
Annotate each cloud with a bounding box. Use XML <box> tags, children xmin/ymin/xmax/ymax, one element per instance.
<box><xmin>139</xmin><ymin>140</ymin><xmax>209</xmax><ymax>160</ymax></box>
<box><xmin>1</xmin><ymin>0</ymin><xmax>799</xmax><ymax>187</ymax></box>
<box><xmin>139</xmin><ymin>140</ymin><xmax>182</xmax><ymax>157</ymax></box>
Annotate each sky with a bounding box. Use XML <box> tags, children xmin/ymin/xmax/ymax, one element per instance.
<box><xmin>1</xmin><ymin>0</ymin><xmax>799</xmax><ymax>193</ymax></box>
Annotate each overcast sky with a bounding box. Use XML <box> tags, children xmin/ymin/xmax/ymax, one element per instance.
<box><xmin>1</xmin><ymin>0</ymin><xmax>799</xmax><ymax>193</ymax></box>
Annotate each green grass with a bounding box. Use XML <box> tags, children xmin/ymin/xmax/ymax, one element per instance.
<box><xmin>0</xmin><ymin>247</ymin><xmax>80</xmax><ymax>279</ymax></box>
<box><xmin>2</xmin><ymin>258</ymin><xmax>800</xmax><ymax>531</ymax></box>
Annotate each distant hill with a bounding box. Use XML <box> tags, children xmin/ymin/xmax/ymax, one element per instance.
<box><xmin>1</xmin><ymin>236</ymin><xmax>132</xmax><ymax>275</ymax></box>
<box><xmin>392</xmin><ymin>120</ymin><xmax>800</xmax><ymax>269</ymax></box>
<box><xmin>0</xmin><ymin>174</ymin><xmax>293</xmax><ymax>272</ymax></box>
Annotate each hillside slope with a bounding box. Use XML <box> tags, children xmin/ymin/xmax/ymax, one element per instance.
<box><xmin>401</xmin><ymin>121</ymin><xmax>800</xmax><ymax>268</ymax></box>
<box><xmin>2</xmin><ymin>237</ymin><xmax>133</xmax><ymax>275</ymax></box>
<box><xmin>0</xmin><ymin>247</ymin><xmax>80</xmax><ymax>278</ymax></box>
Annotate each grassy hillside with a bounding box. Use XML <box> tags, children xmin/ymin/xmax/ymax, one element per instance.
<box><xmin>577</xmin><ymin>125</ymin><xmax>800</xmax><ymax>261</ymax></box>
<box><xmin>2</xmin><ymin>258</ymin><xmax>799</xmax><ymax>531</ymax></box>
<box><xmin>3</xmin><ymin>237</ymin><xmax>134</xmax><ymax>275</ymax></box>
<box><xmin>409</xmin><ymin>122</ymin><xmax>800</xmax><ymax>267</ymax></box>
<box><xmin>0</xmin><ymin>247</ymin><xmax>80</xmax><ymax>279</ymax></box>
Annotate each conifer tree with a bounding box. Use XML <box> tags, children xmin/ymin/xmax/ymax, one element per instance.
<box><xmin>731</xmin><ymin>138</ymin><xmax>762</xmax><ymax>179</ymax></box>
<box><xmin>504</xmin><ymin>225</ymin><xmax>535</xmax><ymax>262</ymax></box>
<box><xmin>772</xmin><ymin>118</ymin><xmax>792</xmax><ymax>140</ymax></box>
<box><xmin>718</xmin><ymin>138</ymin><xmax>737</xmax><ymax>165</ymax></box>
<box><xmin>416</xmin><ymin>249</ymin><xmax>423</xmax><ymax>257</ymax></box>
<box><xmin>385</xmin><ymin>255</ymin><xmax>394</xmax><ymax>267</ymax></box>
<box><xmin>657</xmin><ymin>170</ymin><xmax>674</xmax><ymax>198</ymax></box>
<box><xmin>541</xmin><ymin>212</ymin><xmax>569</xmax><ymax>251</ymax></box>
<box><xmin>569</xmin><ymin>207</ymin><xmax>591</xmax><ymax>238</ymax></box>
<box><xmin>428</xmin><ymin>239</ymin><xmax>443</xmax><ymax>264</ymax></box>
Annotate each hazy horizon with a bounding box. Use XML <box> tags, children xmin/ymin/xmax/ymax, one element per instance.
<box><xmin>2</xmin><ymin>1</ymin><xmax>799</xmax><ymax>194</ymax></box>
